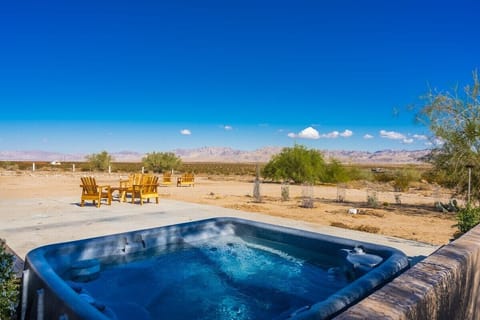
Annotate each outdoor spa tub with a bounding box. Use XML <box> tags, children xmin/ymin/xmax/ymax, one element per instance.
<box><xmin>20</xmin><ymin>217</ymin><xmax>409</xmax><ymax>320</ymax></box>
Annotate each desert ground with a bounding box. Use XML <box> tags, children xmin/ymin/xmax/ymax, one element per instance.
<box><xmin>0</xmin><ymin>170</ymin><xmax>458</xmax><ymax>249</ymax></box>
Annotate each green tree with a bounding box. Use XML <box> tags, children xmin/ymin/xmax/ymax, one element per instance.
<box><xmin>324</xmin><ymin>159</ymin><xmax>349</xmax><ymax>183</ymax></box>
<box><xmin>142</xmin><ymin>152</ymin><xmax>182</xmax><ymax>173</ymax></box>
<box><xmin>0</xmin><ymin>239</ymin><xmax>19</xmax><ymax>319</ymax></box>
<box><xmin>415</xmin><ymin>70</ymin><xmax>480</xmax><ymax>203</ymax></box>
<box><xmin>85</xmin><ymin>151</ymin><xmax>113</xmax><ymax>171</ymax></box>
<box><xmin>262</xmin><ymin>145</ymin><xmax>326</xmax><ymax>183</ymax></box>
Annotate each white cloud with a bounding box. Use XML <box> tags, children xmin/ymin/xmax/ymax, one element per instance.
<box><xmin>289</xmin><ymin>127</ymin><xmax>352</xmax><ymax>140</ymax></box>
<box><xmin>340</xmin><ymin>129</ymin><xmax>353</xmax><ymax>137</ymax></box>
<box><xmin>413</xmin><ymin>134</ymin><xmax>428</xmax><ymax>140</ymax></box>
<box><xmin>299</xmin><ymin>127</ymin><xmax>320</xmax><ymax>139</ymax></box>
<box><xmin>288</xmin><ymin>126</ymin><xmax>320</xmax><ymax>139</ymax></box>
<box><xmin>319</xmin><ymin>129</ymin><xmax>353</xmax><ymax>138</ymax></box>
<box><xmin>402</xmin><ymin>138</ymin><xmax>414</xmax><ymax>144</ymax></box>
<box><xmin>363</xmin><ymin>134</ymin><xmax>374</xmax><ymax>139</ymax></box>
<box><xmin>180</xmin><ymin>129</ymin><xmax>191</xmax><ymax>135</ymax></box>
<box><xmin>379</xmin><ymin>130</ymin><xmax>406</xmax><ymax>140</ymax></box>
<box><xmin>223</xmin><ymin>125</ymin><xmax>233</xmax><ymax>131</ymax></box>
<box><xmin>322</xmin><ymin>131</ymin><xmax>339</xmax><ymax>138</ymax></box>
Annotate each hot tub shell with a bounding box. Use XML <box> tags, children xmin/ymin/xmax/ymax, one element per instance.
<box><xmin>20</xmin><ymin>217</ymin><xmax>409</xmax><ymax>319</ymax></box>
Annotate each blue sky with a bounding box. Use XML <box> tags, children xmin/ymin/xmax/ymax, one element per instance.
<box><xmin>1</xmin><ymin>0</ymin><xmax>479</xmax><ymax>154</ymax></box>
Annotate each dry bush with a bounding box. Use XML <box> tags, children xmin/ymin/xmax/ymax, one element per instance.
<box><xmin>330</xmin><ymin>222</ymin><xmax>350</xmax><ymax>228</ymax></box>
<box><xmin>355</xmin><ymin>225</ymin><xmax>380</xmax><ymax>233</ymax></box>
<box><xmin>330</xmin><ymin>222</ymin><xmax>380</xmax><ymax>234</ymax></box>
<box><xmin>358</xmin><ymin>210</ymin><xmax>385</xmax><ymax>218</ymax></box>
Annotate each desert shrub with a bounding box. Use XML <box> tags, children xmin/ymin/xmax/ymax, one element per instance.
<box><xmin>0</xmin><ymin>162</ymin><xmax>18</xmax><ymax>171</ymax></box>
<box><xmin>367</xmin><ymin>190</ymin><xmax>378</xmax><ymax>207</ymax></box>
<box><xmin>330</xmin><ymin>222</ymin><xmax>380</xmax><ymax>234</ymax></box>
<box><xmin>323</xmin><ymin>159</ymin><xmax>350</xmax><ymax>183</ymax></box>
<box><xmin>345</xmin><ymin>166</ymin><xmax>367</xmax><ymax>181</ymax></box>
<box><xmin>373</xmin><ymin>171</ymin><xmax>395</xmax><ymax>183</ymax></box>
<box><xmin>0</xmin><ymin>240</ymin><xmax>19</xmax><ymax>319</ymax></box>
<box><xmin>262</xmin><ymin>145</ymin><xmax>326</xmax><ymax>184</ymax></box>
<box><xmin>142</xmin><ymin>152</ymin><xmax>182</xmax><ymax>173</ymax></box>
<box><xmin>393</xmin><ymin>168</ymin><xmax>421</xmax><ymax>192</ymax></box>
<box><xmin>85</xmin><ymin>151</ymin><xmax>113</xmax><ymax>172</ymax></box>
<box><xmin>355</xmin><ymin>225</ymin><xmax>380</xmax><ymax>233</ymax></box>
<box><xmin>331</xmin><ymin>222</ymin><xmax>349</xmax><ymax>229</ymax></box>
<box><xmin>456</xmin><ymin>205</ymin><xmax>480</xmax><ymax>234</ymax></box>
<box><xmin>281</xmin><ymin>184</ymin><xmax>290</xmax><ymax>201</ymax></box>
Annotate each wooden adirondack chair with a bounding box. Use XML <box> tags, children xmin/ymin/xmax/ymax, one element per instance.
<box><xmin>160</xmin><ymin>171</ymin><xmax>173</xmax><ymax>186</ymax></box>
<box><xmin>132</xmin><ymin>174</ymin><xmax>159</xmax><ymax>205</ymax></box>
<box><xmin>119</xmin><ymin>173</ymin><xmax>143</xmax><ymax>202</ymax></box>
<box><xmin>80</xmin><ymin>176</ymin><xmax>111</xmax><ymax>207</ymax></box>
<box><xmin>177</xmin><ymin>173</ymin><xmax>195</xmax><ymax>187</ymax></box>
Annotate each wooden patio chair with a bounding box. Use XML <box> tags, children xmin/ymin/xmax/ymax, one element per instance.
<box><xmin>119</xmin><ymin>173</ymin><xmax>143</xmax><ymax>202</ymax></box>
<box><xmin>176</xmin><ymin>173</ymin><xmax>195</xmax><ymax>187</ymax></box>
<box><xmin>80</xmin><ymin>176</ymin><xmax>111</xmax><ymax>207</ymax></box>
<box><xmin>160</xmin><ymin>171</ymin><xmax>173</xmax><ymax>186</ymax></box>
<box><xmin>132</xmin><ymin>174</ymin><xmax>159</xmax><ymax>205</ymax></box>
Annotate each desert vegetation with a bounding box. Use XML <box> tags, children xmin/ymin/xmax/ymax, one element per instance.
<box><xmin>0</xmin><ymin>240</ymin><xmax>19</xmax><ymax>320</ymax></box>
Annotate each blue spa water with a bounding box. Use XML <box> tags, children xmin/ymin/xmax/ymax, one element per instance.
<box><xmin>68</xmin><ymin>235</ymin><xmax>352</xmax><ymax>320</ymax></box>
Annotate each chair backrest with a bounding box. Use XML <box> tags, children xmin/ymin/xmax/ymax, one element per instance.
<box><xmin>81</xmin><ymin>176</ymin><xmax>98</xmax><ymax>194</ymax></box>
<box><xmin>163</xmin><ymin>172</ymin><xmax>172</xmax><ymax>183</ymax></box>
<box><xmin>141</xmin><ymin>174</ymin><xmax>158</xmax><ymax>193</ymax></box>
<box><xmin>132</xmin><ymin>173</ymin><xmax>143</xmax><ymax>186</ymax></box>
<box><xmin>150</xmin><ymin>175</ymin><xmax>159</xmax><ymax>191</ymax></box>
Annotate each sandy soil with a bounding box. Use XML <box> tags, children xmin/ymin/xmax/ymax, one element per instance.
<box><xmin>0</xmin><ymin>171</ymin><xmax>458</xmax><ymax>246</ymax></box>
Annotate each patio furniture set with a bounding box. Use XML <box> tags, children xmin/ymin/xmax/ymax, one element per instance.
<box><xmin>80</xmin><ymin>172</ymin><xmax>194</xmax><ymax>207</ymax></box>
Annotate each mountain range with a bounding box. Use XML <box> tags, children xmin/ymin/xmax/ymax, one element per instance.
<box><xmin>0</xmin><ymin>147</ymin><xmax>430</xmax><ymax>164</ymax></box>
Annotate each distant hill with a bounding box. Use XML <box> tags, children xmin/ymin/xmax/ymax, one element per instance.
<box><xmin>0</xmin><ymin>147</ymin><xmax>430</xmax><ymax>164</ymax></box>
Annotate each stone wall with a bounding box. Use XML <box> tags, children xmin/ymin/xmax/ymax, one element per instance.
<box><xmin>335</xmin><ymin>224</ymin><xmax>480</xmax><ymax>320</ymax></box>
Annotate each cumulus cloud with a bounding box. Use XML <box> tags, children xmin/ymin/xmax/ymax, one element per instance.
<box><xmin>180</xmin><ymin>129</ymin><xmax>191</xmax><ymax>135</ymax></box>
<box><xmin>320</xmin><ymin>129</ymin><xmax>353</xmax><ymax>138</ymax></box>
<box><xmin>402</xmin><ymin>138</ymin><xmax>414</xmax><ymax>144</ymax></box>
<box><xmin>413</xmin><ymin>134</ymin><xmax>428</xmax><ymax>140</ymax></box>
<box><xmin>289</xmin><ymin>127</ymin><xmax>353</xmax><ymax>140</ymax></box>
<box><xmin>223</xmin><ymin>125</ymin><xmax>233</xmax><ymax>131</ymax></box>
<box><xmin>363</xmin><ymin>134</ymin><xmax>374</xmax><ymax>139</ymax></box>
<box><xmin>340</xmin><ymin>129</ymin><xmax>353</xmax><ymax>137</ymax></box>
<box><xmin>322</xmin><ymin>131</ymin><xmax>339</xmax><ymax>138</ymax></box>
<box><xmin>288</xmin><ymin>126</ymin><xmax>320</xmax><ymax>139</ymax></box>
<box><xmin>379</xmin><ymin>130</ymin><xmax>406</xmax><ymax>140</ymax></box>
